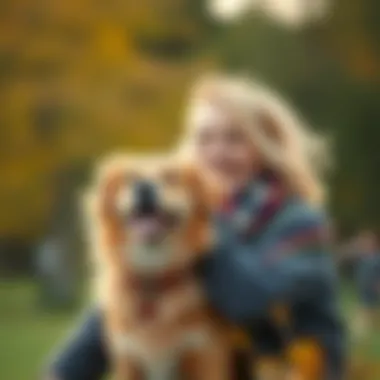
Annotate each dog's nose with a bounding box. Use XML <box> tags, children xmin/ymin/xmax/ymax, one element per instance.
<box><xmin>133</xmin><ymin>180</ymin><xmax>158</xmax><ymax>215</ymax></box>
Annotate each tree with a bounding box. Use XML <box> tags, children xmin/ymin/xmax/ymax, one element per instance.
<box><xmin>0</xmin><ymin>0</ymin><xmax>214</xmax><ymax>271</ymax></box>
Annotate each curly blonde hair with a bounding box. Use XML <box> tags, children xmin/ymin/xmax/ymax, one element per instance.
<box><xmin>178</xmin><ymin>73</ymin><xmax>330</xmax><ymax>205</ymax></box>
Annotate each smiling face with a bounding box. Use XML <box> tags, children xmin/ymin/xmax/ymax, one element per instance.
<box><xmin>187</xmin><ymin>101</ymin><xmax>260</xmax><ymax>194</ymax></box>
<box><xmin>93</xmin><ymin>155</ymin><xmax>213</xmax><ymax>273</ymax></box>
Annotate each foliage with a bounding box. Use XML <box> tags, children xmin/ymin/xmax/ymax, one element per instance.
<box><xmin>0</xmin><ymin>0</ymin><xmax>215</xmax><ymax>239</ymax></box>
<box><xmin>0</xmin><ymin>0</ymin><xmax>379</xmax><ymax>243</ymax></box>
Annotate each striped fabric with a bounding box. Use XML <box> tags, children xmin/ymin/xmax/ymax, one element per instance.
<box><xmin>217</xmin><ymin>175</ymin><xmax>330</xmax><ymax>259</ymax></box>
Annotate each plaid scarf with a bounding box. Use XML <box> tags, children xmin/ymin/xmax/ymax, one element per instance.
<box><xmin>217</xmin><ymin>172</ymin><xmax>329</xmax><ymax>260</ymax></box>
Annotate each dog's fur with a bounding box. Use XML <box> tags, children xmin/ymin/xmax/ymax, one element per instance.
<box><xmin>84</xmin><ymin>153</ymin><xmax>230</xmax><ymax>380</ymax></box>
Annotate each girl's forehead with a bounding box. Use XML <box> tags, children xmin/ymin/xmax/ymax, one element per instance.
<box><xmin>190</xmin><ymin>103</ymin><xmax>252</xmax><ymax>140</ymax></box>
<box><xmin>189</xmin><ymin>101</ymin><xmax>232</xmax><ymax>129</ymax></box>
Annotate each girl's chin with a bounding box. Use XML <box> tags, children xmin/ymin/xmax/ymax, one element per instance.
<box><xmin>198</xmin><ymin>166</ymin><xmax>253</xmax><ymax>192</ymax></box>
<box><xmin>212</xmin><ymin>174</ymin><xmax>251</xmax><ymax>193</ymax></box>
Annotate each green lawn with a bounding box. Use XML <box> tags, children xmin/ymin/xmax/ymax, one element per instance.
<box><xmin>0</xmin><ymin>280</ymin><xmax>78</xmax><ymax>379</ymax></box>
<box><xmin>340</xmin><ymin>283</ymin><xmax>380</xmax><ymax>379</ymax></box>
<box><xmin>0</xmin><ymin>279</ymin><xmax>379</xmax><ymax>379</ymax></box>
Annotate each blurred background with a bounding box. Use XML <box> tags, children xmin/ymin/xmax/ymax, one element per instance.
<box><xmin>0</xmin><ymin>0</ymin><xmax>380</xmax><ymax>378</ymax></box>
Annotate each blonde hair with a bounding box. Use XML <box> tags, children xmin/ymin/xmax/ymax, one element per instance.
<box><xmin>178</xmin><ymin>74</ymin><xmax>330</xmax><ymax>205</ymax></box>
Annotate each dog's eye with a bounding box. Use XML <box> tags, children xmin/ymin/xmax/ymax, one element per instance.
<box><xmin>116</xmin><ymin>187</ymin><xmax>132</xmax><ymax>216</ymax></box>
<box><xmin>161</xmin><ymin>170</ymin><xmax>181</xmax><ymax>186</ymax></box>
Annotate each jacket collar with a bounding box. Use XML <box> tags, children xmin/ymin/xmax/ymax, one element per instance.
<box><xmin>218</xmin><ymin>173</ymin><xmax>287</xmax><ymax>239</ymax></box>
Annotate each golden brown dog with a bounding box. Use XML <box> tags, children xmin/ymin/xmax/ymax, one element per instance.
<box><xmin>84</xmin><ymin>153</ymin><xmax>230</xmax><ymax>380</ymax></box>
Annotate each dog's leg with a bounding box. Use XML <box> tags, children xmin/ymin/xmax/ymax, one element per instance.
<box><xmin>103</xmin><ymin>270</ymin><xmax>138</xmax><ymax>380</ymax></box>
<box><xmin>184</xmin><ymin>341</ymin><xmax>231</xmax><ymax>380</ymax></box>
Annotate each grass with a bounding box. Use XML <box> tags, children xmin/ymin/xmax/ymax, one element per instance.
<box><xmin>340</xmin><ymin>283</ymin><xmax>380</xmax><ymax>379</ymax></box>
<box><xmin>0</xmin><ymin>279</ymin><xmax>379</xmax><ymax>379</ymax></box>
<box><xmin>0</xmin><ymin>280</ymin><xmax>78</xmax><ymax>379</ymax></box>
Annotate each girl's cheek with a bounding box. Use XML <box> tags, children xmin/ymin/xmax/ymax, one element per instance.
<box><xmin>197</xmin><ymin>140</ymin><xmax>223</xmax><ymax>166</ymax></box>
<box><xmin>231</xmin><ymin>143</ymin><xmax>256</xmax><ymax>167</ymax></box>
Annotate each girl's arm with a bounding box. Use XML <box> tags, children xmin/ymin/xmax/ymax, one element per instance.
<box><xmin>201</xmin><ymin>210</ymin><xmax>337</xmax><ymax>324</ymax></box>
<box><xmin>45</xmin><ymin>309</ymin><xmax>107</xmax><ymax>380</ymax></box>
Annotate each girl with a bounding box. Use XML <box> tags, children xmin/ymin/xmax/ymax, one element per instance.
<box><xmin>46</xmin><ymin>74</ymin><xmax>344</xmax><ymax>380</ymax></box>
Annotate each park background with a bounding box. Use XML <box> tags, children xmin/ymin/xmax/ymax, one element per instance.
<box><xmin>0</xmin><ymin>0</ymin><xmax>379</xmax><ymax>378</ymax></box>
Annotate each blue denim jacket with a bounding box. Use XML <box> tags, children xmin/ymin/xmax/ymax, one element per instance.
<box><xmin>199</xmin><ymin>183</ymin><xmax>345</xmax><ymax>377</ymax></box>
<box><xmin>49</xmin><ymin>180</ymin><xmax>345</xmax><ymax>379</ymax></box>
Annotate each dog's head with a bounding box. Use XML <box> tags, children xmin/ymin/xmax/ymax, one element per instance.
<box><xmin>86</xmin><ymin>154</ymin><xmax>218</xmax><ymax>273</ymax></box>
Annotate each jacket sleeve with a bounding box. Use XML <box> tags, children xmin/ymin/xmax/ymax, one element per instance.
<box><xmin>46</xmin><ymin>309</ymin><xmax>107</xmax><ymax>380</ymax></box>
<box><xmin>201</xmin><ymin>210</ymin><xmax>337</xmax><ymax>324</ymax></box>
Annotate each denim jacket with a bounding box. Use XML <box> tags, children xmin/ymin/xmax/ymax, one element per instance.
<box><xmin>200</xmin><ymin>179</ymin><xmax>345</xmax><ymax>377</ymax></box>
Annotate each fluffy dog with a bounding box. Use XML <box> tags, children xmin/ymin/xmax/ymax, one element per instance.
<box><xmin>84</xmin><ymin>154</ymin><xmax>230</xmax><ymax>380</ymax></box>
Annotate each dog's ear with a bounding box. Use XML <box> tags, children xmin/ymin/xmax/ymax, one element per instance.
<box><xmin>99</xmin><ymin>172</ymin><xmax>124</xmax><ymax>224</ymax></box>
<box><xmin>183</xmin><ymin>164</ymin><xmax>222</xmax><ymax>213</ymax></box>
<box><xmin>92</xmin><ymin>154</ymin><xmax>128</xmax><ymax>225</ymax></box>
<box><xmin>182</xmin><ymin>164</ymin><xmax>222</xmax><ymax>253</ymax></box>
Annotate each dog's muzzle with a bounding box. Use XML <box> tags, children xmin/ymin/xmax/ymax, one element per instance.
<box><xmin>125</xmin><ymin>180</ymin><xmax>181</xmax><ymax>247</ymax></box>
<box><xmin>133</xmin><ymin>180</ymin><xmax>159</xmax><ymax>217</ymax></box>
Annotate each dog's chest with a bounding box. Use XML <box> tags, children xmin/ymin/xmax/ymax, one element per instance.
<box><xmin>116</xmin><ymin>325</ymin><xmax>210</xmax><ymax>380</ymax></box>
<box><xmin>117</xmin><ymin>271</ymin><xmax>208</xmax><ymax>379</ymax></box>
<box><xmin>133</xmin><ymin>279</ymin><xmax>160</xmax><ymax>320</ymax></box>
<box><xmin>129</xmin><ymin>269</ymin><xmax>190</xmax><ymax>321</ymax></box>
<box><xmin>144</xmin><ymin>327</ymin><xmax>209</xmax><ymax>380</ymax></box>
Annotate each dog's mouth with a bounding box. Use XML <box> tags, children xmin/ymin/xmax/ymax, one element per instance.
<box><xmin>128</xmin><ymin>211</ymin><xmax>181</xmax><ymax>245</ymax></box>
